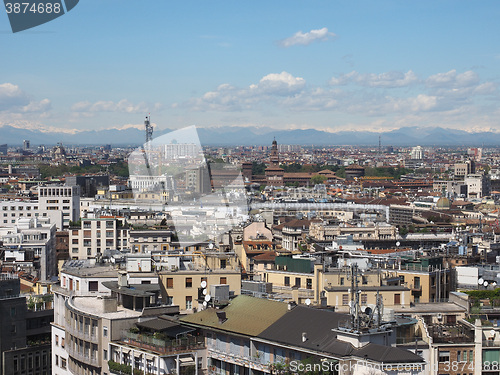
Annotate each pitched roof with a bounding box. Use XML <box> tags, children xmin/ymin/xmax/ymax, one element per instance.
<box><xmin>259</xmin><ymin>306</ymin><xmax>352</xmax><ymax>355</ymax></box>
<box><xmin>180</xmin><ymin>295</ymin><xmax>289</xmax><ymax>336</ymax></box>
<box><xmin>352</xmin><ymin>343</ymin><xmax>424</xmax><ymax>363</ymax></box>
<box><xmin>259</xmin><ymin>305</ymin><xmax>424</xmax><ymax>363</ymax></box>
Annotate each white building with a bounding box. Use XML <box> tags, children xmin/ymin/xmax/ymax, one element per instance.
<box><xmin>0</xmin><ymin>200</ymin><xmax>63</xmax><ymax>229</ymax></box>
<box><xmin>38</xmin><ymin>185</ymin><xmax>80</xmax><ymax>228</ymax></box>
<box><xmin>0</xmin><ymin>217</ymin><xmax>56</xmax><ymax>281</ymax></box>
<box><xmin>51</xmin><ymin>260</ymin><xmax>191</xmax><ymax>375</ymax></box>
<box><xmin>410</xmin><ymin>145</ymin><xmax>424</xmax><ymax>160</ymax></box>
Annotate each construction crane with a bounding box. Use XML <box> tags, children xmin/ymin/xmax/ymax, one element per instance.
<box><xmin>145</xmin><ymin>114</ymin><xmax>153</xmax><ymax>144</ymax></box>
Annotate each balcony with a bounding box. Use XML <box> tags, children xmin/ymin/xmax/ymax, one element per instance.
<box><xmin>67</xmin><ymin>344</ymin><xmax>99</xmax><ymax>367</ymax></box>
<box><xmin>410</xmin><ymin>284</ymin><xmax>422</xmax><ymax>292</ymax></box>
<box><xmin>121</xmin><ymin>332</ymin><xmax>205</xmax><ymax>355</ymax></box>
<box><xmin>483</xmin><ymin>340</ymin><xmax>500</xmax><ymax>347</ymax></box>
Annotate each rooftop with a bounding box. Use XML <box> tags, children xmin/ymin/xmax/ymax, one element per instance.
<box><xmin>181</xmin><ymin>295</ymin><xmax>289</xmax><ymax>336</ymax></box>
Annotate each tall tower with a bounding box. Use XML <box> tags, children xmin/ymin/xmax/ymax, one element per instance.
<box><xmin>145</xmin><ymin>115</ymin><xmax>153</xmax><ymax>143</ymax></box>
<box><xmin>270</xmin><ymin>138</ymin><xmax>279</xmax><ymax>167</ymax></box>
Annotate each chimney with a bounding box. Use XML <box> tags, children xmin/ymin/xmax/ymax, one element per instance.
<box><xmin>302</xmin><ymin>332</ymin><xmax>307</xmax><ymax>342</ymax></box>
<box><xmin>118</xmin><ymin>271</ymin><xmax>128</xmax><ymax>287</ymax></box>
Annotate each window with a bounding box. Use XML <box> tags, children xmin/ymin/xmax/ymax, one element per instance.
<box><xmin>439</xmin><ymin>350</ymin><xmax>450</xmax><ymax>362</ymax></box>
<box><xmin>61</xmin><ymin>337</ymin><xmax>65</xmax><ymax>348</ymax></box>
<box><xmin>362</xmin><ymin>276</ymin><xmax>368</xmax><ymax>285</ymax></box>
<box><xmin>414</xmin><ymin>276</ymin><xmax>421</xmax><ymax>288</ymax></box>
<box><xmin>166</xmin><ymin>278</ymin><xmax>173</xmax><ymax>288</ymax></box>
<box><xmin>186</xmin><ymin>296</ymin><xmax>193</xmax><ymax>310</ymax></box>
<box><xmin>361</xmin><ymin>294</ymin><xmax>368</xmax><ymax>304</ymax></box>
<box><xmin>55</xmin><ymin>335</ymin><xmax>59</xmax><ymax>346</ymax></box>
<box><xmin>284</xmin><ymin>276</ymin><xmax>290</xmax><ymax>286</ymax></box>
<box><xmin>76</xmin><ymin>280</ymin><xmax>80</xmax><ymax>291</ymax></box>
<box><xmin>457</xmin><ymin>351</ymin><xmax>461</xmax><ymax>362</ymax></box>
<box><xmin>220</xmin><ymin>259</ymin><xmax>226</xmax><ymax>269</ymax></box>
<box><xmin>10</xmin><ymin>307</ymin><xmax>16</xmax><ymax>317</ymax></box>
<box><xmin>340</xmin><ymin>277</ymin><xmax>344</xmax><ymax>286</ymax></box>
<box><xmin>88</xmin><ymin>281</ymin><xmax>98</xmax><ymax>292</ymax></box>
<box><xmin>103</xmin><ymin>349</ymin><xmax>108</xmax><ymax>361</ymax></box>
<box><xmin>306</xmin><ymin>278</ymin><xmax>312</xmax><ymax>290</ymax></box>
<box><xmin>295</xmin><ymin>278</ymin><xmax>301</xmax><ymax>288</ymax></box>
<box><xmin>342</xmin><ymin>294</ymin><xmax>349</xmax><ymax>305</ymax></box>
<box><xmin>463</xmin><ymin>350</ymin><xmax>467</xmax><ymax>362</ymax></box>
<box><xmin>186</xmin><ymin>277</ymin><xmax>193</xmax><ymax>288</ymax></box>
<box><xmin>220</xmin><ymin>277</ymin><xmax>227</xmax><ymax>285</ymax></box>
<box><xmin>61</xmin><ymin>358</ymin><xmax>66</xmax><ymax>369</ymax></box>
<box><xmin>103</xmin><ymin>326</ymin><xmax>108</xmax><ymax>337</ymax></box>
<box><xmin>55</xmin><ymin>355</ymin><xmax>58</xmax><ymax>367</ymax></box>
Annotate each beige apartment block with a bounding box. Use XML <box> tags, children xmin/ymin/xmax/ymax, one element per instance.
<box><xmin>68</xmin><ymin>217</ymin><xmax>129</xmax><ymax>259</ymax></box>
<box><xmin>158</xmin><ymin>270</ymin><xmax>241</xmax><ymax>313</ymax></box>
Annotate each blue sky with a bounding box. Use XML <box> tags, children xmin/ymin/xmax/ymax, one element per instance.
<box><xmin>1</xmin><ymin>0</ymin><xmax>500</xmax><ymax>134</ymax></box>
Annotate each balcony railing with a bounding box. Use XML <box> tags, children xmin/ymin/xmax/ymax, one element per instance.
<box><xmin>122</xmin><ymin>332</ymin><xmax>205</xmax><ymax>355</ymax></box>
<box><xmin>410</xmin><ymin>284</ymin><xmax>422</xmax><ymax>291</ymax></box>
<box><xmin>483</xmin><ymin>340</ymin><xmax>500</xmax><ymax>347</ymax></box>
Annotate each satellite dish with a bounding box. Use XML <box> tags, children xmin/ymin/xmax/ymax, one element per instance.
<box><xmin>493</xmin><ymin>282</ymin><xmax>497</xmax><ymax>287</ymax></box>
<box><xmin>205</xmin><ymin>294</ymin><xmax>211</xmax><ymax>302</ymax></box>
<box><xmin>396</xmin><ymin>241</ymin><xmax>401</xmax><ymax>247</ymax></box>
<box><xmin>203</xmin><ymin>301</ymin><xmax>207</xmax><ymax>307</ymax></box>
<box><xmin>201</xmin><ymin>280</ymin><xmax>207</xmax><ymax>288</ymax></box>
<box><xmin>484</xmin><ymin>281</ymin><xmax>489</xmax><ymax>287</ymax></box>
<box><xmin>202</xmin><ymin>289</ymin><xmax>207</xmax><ymax>295</ymax></box>
<box><xmin>490</xmin><ymin>329</ymin><xmax>496</xmax><ymax>337</ymax></box>
<box><xmin>478</xmin><ymin>278</ymin><xmax>484</xmax><ymax>285</ymax></box>
<box><xmin>305</xmin><ymin>299</ymin><xmax>311</xmax><ymax>306</ymax></box>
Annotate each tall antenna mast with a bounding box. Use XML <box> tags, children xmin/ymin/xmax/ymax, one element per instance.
<box><xmin>145</xmin><ymin>114</ymin><xmax>153</xmax><ymax>144</ymax></box>
<box><xmin>378</xmin><ymin>135</ymin><xmax>382</xmax><ymax>155</ymax></box>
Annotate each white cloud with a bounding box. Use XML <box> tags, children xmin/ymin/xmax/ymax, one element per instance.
<box><xmin>279</xmin><ymin>27</ymin><xmax>336</xmax><ymax>47</ymax></box>
<box><xmin>251</xmin><ymin>72</ymin><xmax>306</xmax><ymax>95</ymax></box>
<box><xmin>0</xmin><ymin>83</ymin><xmax>50</xmax><ymax>113</ymax></box>
<box><xmin>426</xmin><ymin>69</ymin><xmax>479</xmax><ymax>88</ymax></box>
<box><xmin>330</xmin><ymin>70</ymin><xmax>418</xmax><ymax>88</ymax></box>
<box><xmin>183</xmin><ymin>72</ymin><xmax>307</xmax><ymax>111</ymax></box>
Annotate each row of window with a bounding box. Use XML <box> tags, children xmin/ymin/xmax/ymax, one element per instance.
<box><xmin>438</xmin><ymin>349</ymin><xmax>474</xmax><ymax>363</ymax></box>
<box><xmin>12</xmin><ymin>351</ymin><xmax>49</xmax><ymax>373</ymax></box>
<box><xmin>165</xmin><ymin>276</ymin><xmax>227</xmax><ymax>289</ymax></box>
<box><xmin>283</xmin><ymin>276</ymin><xmax>313</xmax><ymax>289</ymax></box>
<box><xmin>2</xmin><ymin>205</ymin><xmax>37</xmax><ymax>210</ymax></box>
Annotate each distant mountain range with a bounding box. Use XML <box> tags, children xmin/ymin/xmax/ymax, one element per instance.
<box><xmin>1</xmin><ymin>124</ymin><xmax>499</xmax><ymax>147</ymax></box>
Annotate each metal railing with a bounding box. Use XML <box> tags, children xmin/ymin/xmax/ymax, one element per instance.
<box><xmin>122</xmin><ymin>332</ymin><xmax>205</xmax><ymax>355</ymax></box>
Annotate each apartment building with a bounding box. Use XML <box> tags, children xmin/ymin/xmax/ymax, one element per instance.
<box><xmin>0</xmin><ymin>217</ymin><xmax>57</xmax><ymax>281</ymax></box>
<box><xmin>181</xmin><ymin>295</ymin><xmax>426</xmax><ymax>375</ymax></box>
<box><xmin>51</xmin><ymin>259</ymin><xmax>166</xmax><ymax>375</ymax></box>
<box><xmin>68</xmin><ymin>217</ymin><xmax>129</xmax><ymax>259</ymax></box>
<box><xmin>0</xmin><ymin>200</ymin><xmax>63</xmax><ymax>229</ymax></box>
<box><xmin>0</xmin><ymin>274</ymin><xmax>52</xmax><ymax>375</ymax></box>
<box><xmin>128</xmin><ymin>229</ymin><xmax>173</xmax><ymax>253</ymax></box>
<box><xmin>37</xmin><ymin>185</ymin><xmax>80</xmax><ymax>228</ymax></box>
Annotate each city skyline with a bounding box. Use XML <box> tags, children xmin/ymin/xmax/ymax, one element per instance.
<box><xmin>1</xmin><ymin>1</ymin><xmax>500</xmax><ymax>136</ymax></box>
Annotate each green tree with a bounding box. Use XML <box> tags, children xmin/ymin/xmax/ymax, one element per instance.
<box><xmin>311</xmin><ymin>175</ymin><xmax>327</xmax><ymax>185</ymax></box>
